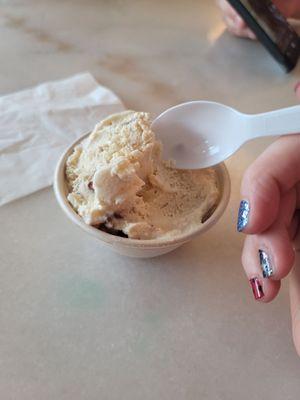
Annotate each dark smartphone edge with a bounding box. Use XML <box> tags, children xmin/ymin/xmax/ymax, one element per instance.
<box><xmin>227</xmin><ymin>0</ymin><xmax>299</xmax><ymax>72</ymax></box>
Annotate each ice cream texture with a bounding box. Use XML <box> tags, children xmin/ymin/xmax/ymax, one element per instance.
<box><xmin>66</xmin><ymin>111</ymin><xmax>220</xmax><ymax>239</ymax></box>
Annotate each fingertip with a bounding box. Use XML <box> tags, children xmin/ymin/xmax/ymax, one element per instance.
<box><xmin>248</xmin><ymin>275</ymin><xmax>280</xmax><ymax>303</ymax></box>
<box><xmin>239</xmin><ymin>164</ymin><xmax>280</xmax><ymax>234</ymax></box>
<box><xmin>246</xmin><ymin>29</ymin><xmax>256</xmax><ymax>40</ymax></box>
<box><xmin>258</xmin><ymin>279</ymin><xmax>281</xmax><ymax>303</ymax></box>
<box><xmin>242</xmin><ymin>235</ymin><xmax>284</xmax><ymax>302</ymax></box>
<box><xmin>255</xmin><ymin>226</ymin><xmax>295</xmax><ymax>281</ymax></box>
<box><xmin>238</xmin><ymin>196</ymin><xmax>279</xmax><ymax>236</ymax></box>
<box><xmin>242</xmin><ymin>229</ymin><xmax>294</xmax><ymax>304</ymax></box>
<box><xmin>233</xmin><ymin>14</ymin><xmax>246</xmax><ymax>29</ymax></box>
<box><xmin>223</xmin><ymin>13</ymin><xmax>252</xmax><ymax>39</ymax></box>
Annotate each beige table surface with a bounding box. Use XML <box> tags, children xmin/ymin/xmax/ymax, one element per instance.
<box><xmin>1</xmin><ymin>1</ymin><xmax>300</xmax><ymax>399</ymax></box>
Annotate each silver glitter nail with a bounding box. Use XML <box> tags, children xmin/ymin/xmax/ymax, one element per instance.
<box><xmin>259</xmin><ymin>249</ymin><xmax>273</xmax><ymax>278</ymax></box>
<box><xmin>237</xmin><ymin>200</ymin><xmax>250</xmax><ymax>232</ymax></box>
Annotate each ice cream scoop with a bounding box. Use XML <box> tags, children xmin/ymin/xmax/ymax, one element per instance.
<box><xmin>151</xmin><ymin>101</ymin><xmax>300</xmax><ymax>169</ymax></box>
<box><xmin>64</xmin><ymin>111</ymin><xmax>220</xmax><ymax>240</ymax></box>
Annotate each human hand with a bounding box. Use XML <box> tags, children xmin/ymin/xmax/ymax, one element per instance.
<box><xmin>238</xmin><ymin>82</ymin><xmax>300</xmax><ymax>355</ymax></box>
<box><xmin>216</xmin><ymin>0</ymin><xmax>300</xmax><ymax>39</ymax></box>
<box><xmin>216</xmin><ymin>0</ymin><xmax>256</xmax><ymax>39</ymax></box>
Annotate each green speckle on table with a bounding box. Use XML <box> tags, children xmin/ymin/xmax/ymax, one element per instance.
<box><xmin>58</xmin><ymin>276</ymin><xmax>107</xmax><ymax>309</ymax></box>
<box><xmin>134</xmin><ymin>333</ymin><xmax>150</xmax><ymax>355</ymax></box>
<box><xmin>132</xmin><ymin>312</ymin><xmax>163</xmax><ymax>355</ymax></box>
<box><xmin>143</xmin><ymin>311</ymin><xmax>162</xmax><ymax>329</ymax></box>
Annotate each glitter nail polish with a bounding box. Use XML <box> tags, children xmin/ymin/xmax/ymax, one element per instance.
<box><xmin>259</xmin><ymin>249</ymin><xmax>273</xmax><ymax>278</ymax></box>
<box><xmin>237</xmin><ymin>200</ymin><xmax>250</xmax><ymax>232</ymax></box>
<box><xmin>250</xmin><ymin>277</ymin><xmax>264</xmax><ymax>300</ymax></box>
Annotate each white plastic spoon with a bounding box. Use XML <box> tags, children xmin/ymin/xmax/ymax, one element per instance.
<box><xmin>151</xmin><ymin>101</ymin><xmax>300</xmax><ymax>169</ymax></box>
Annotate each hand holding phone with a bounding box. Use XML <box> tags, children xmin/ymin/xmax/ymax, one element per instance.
<box><xmin>225</xmin><ymin>0</ymin><xmax>299</xmax><ymax>72</ymax></box>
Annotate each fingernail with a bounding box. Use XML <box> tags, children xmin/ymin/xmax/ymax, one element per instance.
<box><xmin>295</xmin><ymin>82</ymin><xmax>300</xmax><ymax>93</ymax></box>
<box><xmin>237</xmin><ymin>200</ymin><xmax>250</xmax><ymax>232</ymax></box>
<box><xmin>259</xmin><ymin>249</ymin><xmax>273</xmax><ymax>278</ymax></box>
<box><xmin>250</xmin><ymin>277</ymin><xmax>264</xmax><ymax>300</ymax></box>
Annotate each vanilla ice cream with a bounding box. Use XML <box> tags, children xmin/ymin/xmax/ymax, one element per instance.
<box><xmin>66</xmin><ymin>111</ymin><xmax>219</xmax><ymax>239</ymax></box>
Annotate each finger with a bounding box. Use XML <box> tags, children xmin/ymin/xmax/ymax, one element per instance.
<box><xmin>242</xmin><ymin>235</ymin><xmax>281</xmax><ymax>302</ymax></box>
<box><xmin>245</xmin><ymin>29</ymin><xmax>256</xmax><ymax>40</ymax></box>
<box><xmin>242</xmin><ymin>223</ymin><xmax>294</xmax><ymax>288</ymax></box>
<box><xmin>230</xmin><ymin>14</ymin><xmax>253</xmax><ymax>37</ymax></box>
<box><xmin>237</xmin><ymin>135</ymin><xmax>300</xmax><ymax>234</ymax></box>
<box><xmin>217</xmin><ymin>0</ymin><xmax>256</xmax><ymax>39</ymax></box>
<box><xmin>225</xmin><ymin>18</ymin><xmax>255</xmax><ymax>39</ymax></box>
<box><xmin>216</xmin><ymin>0</ymin><xmax>240</xmax><ymax>19</ymax></box>
<box><xmin>289</xmin><ymin>257</ymin><xmax>300</xmax><ymax>357</ymax></box>
<box><xmin>242</xmin><ymin>191</ymin><xmax>296</xmax><ymax>301</ymax></box>
<box><xmin>274</xmin><ymin>1</ymin><xmax>300</xmax><ymax>18</ymax></box>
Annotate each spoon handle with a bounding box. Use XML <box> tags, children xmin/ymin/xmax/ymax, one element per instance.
<box><xmin>248</xmin><ymin>105</ymin><xmax>300</xmax><ymax>138</ymax></box>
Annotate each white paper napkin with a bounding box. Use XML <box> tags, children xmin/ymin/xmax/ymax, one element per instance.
<box><xmin>0</xmin><ymin>72</ymin><xmax>124</xmax><ymax>206</ymax></box>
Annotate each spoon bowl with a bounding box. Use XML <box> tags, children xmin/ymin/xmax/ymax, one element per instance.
<box><xmin>151</xmin><ymin>101</ymin><xmax>300</xmax><ymax>169</ymax></box>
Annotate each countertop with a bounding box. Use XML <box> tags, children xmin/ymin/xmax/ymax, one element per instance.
<box><xmin>1</xmin><ymin>1</ymin><xmax>300</xmax><ymax>399</ymax></box>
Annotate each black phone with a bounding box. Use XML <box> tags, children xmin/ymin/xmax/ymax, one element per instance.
<box><xmin>226</xmin><ymin>0</ymin><xmax>300</xmax><ymax>72</ymax></box>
